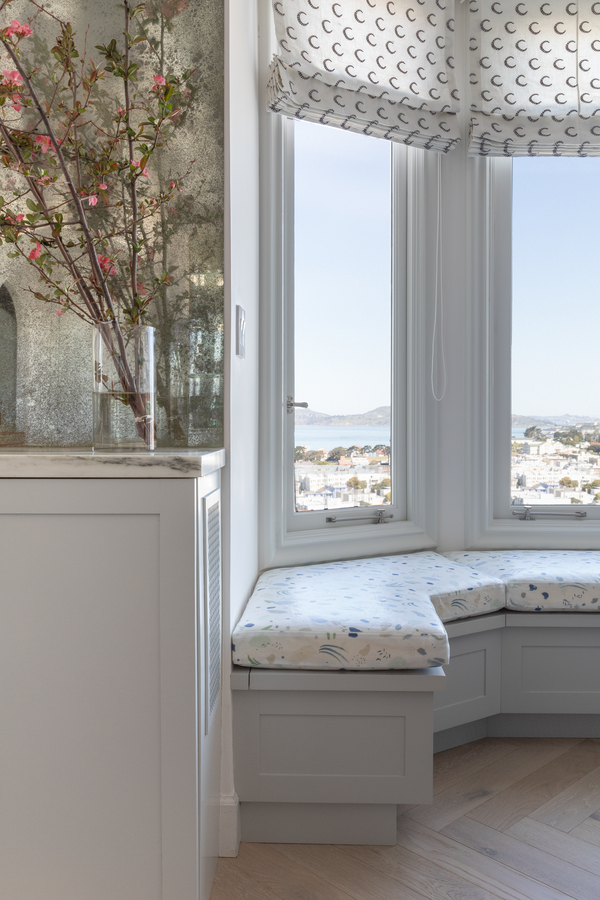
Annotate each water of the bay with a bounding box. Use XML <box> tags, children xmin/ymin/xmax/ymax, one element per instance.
<box><xmin>295</xmin><ymin>425</ymin><xmax>390</xmax><ymax>452</ymax></box>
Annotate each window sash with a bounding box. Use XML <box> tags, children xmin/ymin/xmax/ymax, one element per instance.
<box><xmin>284</xmin><ymin>117</ymin><xmax>406</xmax><ymax>534</ymax></box>
<box><xmin>465</xmin><ymin>154</ymin><xmax>600</xmax><ymax>547</ymax></box>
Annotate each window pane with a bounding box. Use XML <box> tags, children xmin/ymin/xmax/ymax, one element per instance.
<box><xmin>512</xmin><ymin>158</ymin><xmax>600</xmax><ymax>507</ymax></box>
<box><xmin>293</xmin><ymin>120</ymin><xmax>392</xmax><ymax>513</ymax></box>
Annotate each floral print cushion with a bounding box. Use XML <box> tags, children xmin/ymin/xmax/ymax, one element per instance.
<box><xmin>381</xmin><ymin>551</ymin><xmax>506</xmax><ymax>623</ymax></box>
<box><xmin>444</xmin><ymin>551</ymin><xmax>600</xmax><ymax>612</ymax></box>
<box><xmin>232</xmin><ymin>551</ymin><xmax>503</xmax><ymax>670</ymax></box>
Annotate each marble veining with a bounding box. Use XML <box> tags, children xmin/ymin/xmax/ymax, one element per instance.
<box><xmin>0</xmin><ymin>448</ymin><xmax>225</xmax><ymax>478</ymax></box>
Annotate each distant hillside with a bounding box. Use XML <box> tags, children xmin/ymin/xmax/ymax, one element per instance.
<box><xmin>295</xmin><ymin>406</ymin><xmax>391</xmax><ymax>427</ymax></box>
<box><xmin>512</xmin><ymin>414</ymin><xmax>600</xmax><ymax>428</ymax></box>
<box><xmin>511</xmin><ymin>415</ymin><xmax>554</xmax><ymax>428</ymax></box>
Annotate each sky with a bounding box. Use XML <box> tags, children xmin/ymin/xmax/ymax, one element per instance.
<box><xmin>512</xmin><ymin>157</ymin><xmax>600</xmax><ymax>419</ymax></box>
<box><xmin>294</xmin><ymin>120</ymin><xmax>392</xmax><ymax>416</ymax></box>
<box><xmin>294</xmin><ymin>123</ymin><xmax>600</xmax><ymax>420</ymax></box>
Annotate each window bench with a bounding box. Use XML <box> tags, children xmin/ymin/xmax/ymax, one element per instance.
<box><xmin>231</xmin><ymin>551</ymin><xmax>600</xmax><ymax>845</ymax></box>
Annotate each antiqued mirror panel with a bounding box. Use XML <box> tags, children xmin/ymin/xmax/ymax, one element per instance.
<box><xmin>0</xmin><ymin>0</ymin><xmax>223</xmax><ymax>447</ymax></box>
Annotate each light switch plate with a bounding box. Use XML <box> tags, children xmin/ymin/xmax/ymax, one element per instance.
<box><xmin>236</xmin><ymin>305</ymin><xmax>246</xmax><ymax>358</ymax></box>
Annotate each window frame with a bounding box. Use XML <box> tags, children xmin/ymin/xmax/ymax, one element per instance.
<box><xmin>257</xmin><ymin>0</ymin><xmax>438</xmax><ymax>570</ymax></box>
<box><xmin>465</xmin><ymin>155</ymin><xmax>600</xmax><ymax>548</ymax></box>
<box><xmin>284</xmin><ymin>117</ymin><xmax>404</xmax><ymax>534</ymax></box>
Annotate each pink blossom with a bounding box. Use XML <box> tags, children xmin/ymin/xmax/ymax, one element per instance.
<box><xmin>35</xmin><ymin>135</ymin><xmax>52</xmax><ymax>154</ymax></box>
<box><xmin>98</xmin><ymin>183</ymin><xmax>107</xmax><ymax>190</ymax></box>
<box><xmin>87</xmin><ymin>195</ymin><xmax>98</xmax><ymax>206</ymax></box>
<box><xmin>5</xmin><ymin>20</ymin><xmax>33</xmax><ymax>39</ymax></box>
<box><xmin>37</xmin><ymin>175</ymin><xmax>51</xmax><ymax>185</ymax></box>
<box><xmin>11</xmin><ymin>99</ymin><xmax>21</xmax><ymax>112</ymax></box>
<box><xmin>169</xmin><ymin>180</ymin><xmax>176</xmax><ymax>188</ymax></box>
<box><xmin>152</xmin><ymin>73</ymin><xmax>166</xmax><ymax>93</ymax></box>
<box><xmin>130</xmin><ymin>160</ymin><xmax>149</xmax><ymax>177</ymax></box>
<box><xmin>28</xmin><ymin>241</ymin><xmax>41</xmax><ymax>260</ymax></box>
<box><xmin>3</xmin><ymin>69</ymin><xmax>22</xmax><ymax>86</ymax></box>
<box><xmin>56</xmin><ymin>308</ymin><xmax>65</xmax><ymax>316</ymax></box>
<box><xmin>16</xmin><ymin>214</ymin><xmax>24</xmax><ymax>222</ymax></box>
<box><xmin>97</xmin><ymin>255</ymin><xmax>116</xmax><ymax>276</ymax></box>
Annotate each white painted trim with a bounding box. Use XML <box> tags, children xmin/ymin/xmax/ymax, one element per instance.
<box><xmin>218</xmin><ymin>792</ymin><xmax>241</xmax><ymax>857</ymax></box>
<box><xmin>407</xmin><ymin>147</ymin><xmax>441</xmax><ymax>542</ymax></box>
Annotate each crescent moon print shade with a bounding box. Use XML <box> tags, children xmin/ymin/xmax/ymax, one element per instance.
<box><xmin>469</xmin><ymin>1</ymin><xmax>600</xmax><ymax>156</ymax></box>
<box><xmin>267</xmin><ymin>0</ymin><xmax>461</xmax><ymax>152</ymax></box>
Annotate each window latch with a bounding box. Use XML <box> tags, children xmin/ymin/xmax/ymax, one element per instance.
<box><xmin>326</xmin><ymin>511</ymin><xmax>394</xmax><ymax>525</ymax></box>
<box><xmin>287</xmin><ymin>395</ymin><xmax>308</xmax><ymax>412</ymax></box>
<box><xmin>512</xmin><ymin>505</ymin><xmax>587</xmax><ymax>521</ymax></box>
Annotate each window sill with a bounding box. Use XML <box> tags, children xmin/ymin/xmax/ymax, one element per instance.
<box><xmin>260</xmin><ymin>518</ymin><xmax>435</xmax><ymax>570</ymax></box>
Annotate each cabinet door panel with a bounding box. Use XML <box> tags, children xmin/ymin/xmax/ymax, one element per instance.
<box><xmin>0</xmin><ymin>512</ymin><xmax>162</xmax><ymax>900</ymax></box>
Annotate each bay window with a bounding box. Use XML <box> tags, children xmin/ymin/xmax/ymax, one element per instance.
<box><xmin>260</xmin><ymin>0</ymin><xmax>600</xmax><ymax>563</ymax></box>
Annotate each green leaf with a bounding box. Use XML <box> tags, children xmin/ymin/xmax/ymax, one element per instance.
<box><xmin>26</xmin><ymin>199</ymin><xmax>40</xmax><ymax>212</ymax></box>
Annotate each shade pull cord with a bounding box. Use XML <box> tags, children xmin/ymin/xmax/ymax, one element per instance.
<box><xmin>431</xmin><ymin>153</ymin><xmax>447</xmax><ymax>402</ymax></box>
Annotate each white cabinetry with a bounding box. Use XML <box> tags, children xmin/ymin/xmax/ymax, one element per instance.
<box><xmin>0</xmin><ymin>451</ymin><xmax>224</xmax><ymax>900</ymax></box>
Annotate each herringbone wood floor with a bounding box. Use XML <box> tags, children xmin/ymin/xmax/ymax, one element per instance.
<box><xmin>210</xmin><ymin>737</ymin><xmax>600</xmax><ymax>900</ymax></box>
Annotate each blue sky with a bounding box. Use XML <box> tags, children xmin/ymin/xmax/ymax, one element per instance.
<box><xmin>512</xmin><ymin>157</ymin><xmax>600</xmax><ymax>419</ymax></box>
<box><xmin>294</xmin><ymin>121</ymin><xmax>391</xmax><ymax>416</ymax></box>
<box><xmin>294</xmin><ymin>122</ymin><xmax>599</xmax><ymax>420</ymax></box>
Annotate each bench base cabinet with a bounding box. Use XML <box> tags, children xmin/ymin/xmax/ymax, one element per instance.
<box><xmin>435</xmin><ymin>612</ymin><xmax>600</xmax><ymax>733</ymax></box>
<box><xmin>502</xmin><ymin>618</ymin><xmax>600</xmax><ymax>714</ymax></box>
<box><xmin>232</xmin><ymin>608</ymin><xmax>600</xmax><ymax>845</ymax></box>
<box><xmin>232</xmin><ymin>668</ymin><xmax>446</xmax><ymax>845</ymax></box>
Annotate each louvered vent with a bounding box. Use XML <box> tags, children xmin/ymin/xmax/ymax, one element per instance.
<box><xmin>205</xmin><ymin>495</ymin><xmax>222</xmax><ymax>725</ymax></box>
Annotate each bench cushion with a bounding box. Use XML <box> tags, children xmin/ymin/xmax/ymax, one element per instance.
<box><xmin>232</xmin><ymin>554</ymin><xmax>451</xmax><ymax>669</ymax></box>
<box><xmin>386</xmin><ymin>551</ymin><xmax>505</xmax><ymax>623</ymax></box>
<box><xmin>444</xmin><ymin>550</ymin><xmax>600</xmax><ymax>612</ymax></box>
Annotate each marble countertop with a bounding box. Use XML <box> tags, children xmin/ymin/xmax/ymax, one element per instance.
<box><xmin>0</xmin><ymin>447</ymin><xmax>226</xmax><ymax>478</ymax></box>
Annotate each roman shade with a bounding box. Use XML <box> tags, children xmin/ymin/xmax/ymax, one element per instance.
<box><xmin>267</xmin><ymin>0</ymin><xmax>462</xmax><ymax>153</ymax></box>
<box><xmin>469</xmin><ymin>1</ymin><xmax>600</xmax><ymax>156</ymax></box>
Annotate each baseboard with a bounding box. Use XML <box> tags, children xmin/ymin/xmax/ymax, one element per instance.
<box><xmin>433</xmin><ymin>718</ymin><xmax>488</xmax><ymax>752</ymax></box>
<box><xmin>434</xmin><ymin>714</ymin><xmax>600</xmax><ymax>752</ymax></box>
<box><xmin>487</xmin><ymin>713</ymin><xmax>600</xmax><ymax>739</ymax></box>
<box><xmin>218</xmin><ymin>792</ymin><xmax>241</xmax><ymax>857</ymax></box>
<box><xmin>240</xmin><ymin>802</ymin><xmax>397</xmax><ymax>845</ymax></box>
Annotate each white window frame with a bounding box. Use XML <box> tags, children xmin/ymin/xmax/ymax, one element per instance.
<box><xmin>284</xmin><ymin>119</ymin><xmax>405</xmax><ymax>534</ymax></box>
<box><xmin>465</xmin><ymin>155</ymin><xmax>600</xmax><ymax>548</ymax></box>
<box><xmin>257</xmin><ymin>0</ymin><xmax>438</xmax><ymax>570</ymax></box>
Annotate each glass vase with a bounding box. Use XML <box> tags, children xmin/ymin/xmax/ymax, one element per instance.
<box><xmin>93</xmin><ymin>323</ymin><xmax>156</xmax><ymax>451</ymax></box>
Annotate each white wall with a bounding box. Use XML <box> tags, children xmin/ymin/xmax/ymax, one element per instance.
<box><xmin>220</xmin><ymin>0</ymin><xmax>260</xmax><ymax>857</ymax></box>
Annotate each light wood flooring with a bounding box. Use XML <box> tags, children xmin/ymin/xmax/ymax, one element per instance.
<box><xmin>210</xmin><ymin>737</ymin><xmax>600</xmax><ymax>900</ymax></box>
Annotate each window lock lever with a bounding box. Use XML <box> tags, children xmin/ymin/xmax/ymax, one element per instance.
<box><xmin>287</xmin><ymin>396</ymin><xmax>308</xmax><ymax>412</ymax></box>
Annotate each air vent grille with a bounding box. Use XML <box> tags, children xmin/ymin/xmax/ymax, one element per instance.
<box><xmin>206</xmin><ymin>496</ymin><xmax>221</xmax><ymax>723</ymax></box>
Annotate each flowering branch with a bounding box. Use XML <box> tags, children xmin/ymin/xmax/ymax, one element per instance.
<box><xmin>0</xmin><ymin>0</ymin><xmax>195</xmax><ymax>446</ymax></box>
